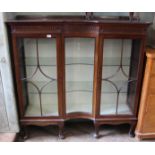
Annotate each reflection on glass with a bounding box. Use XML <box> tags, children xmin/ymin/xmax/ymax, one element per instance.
<box><xmin>65</xmin><ymin>38</ymin><xmax>95</xmax><ymax>113</ymax></box>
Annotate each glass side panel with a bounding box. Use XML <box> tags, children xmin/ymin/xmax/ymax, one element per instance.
<box><xmin>65</xmin><ymin>38</ymin><xmax>95</xmax><ymax>113</ymax></box>
<box><xmin>18</xmin><ymin>38</ymin><xmax>58</xmax><ymax>117</ymax></box>
<box><xmin>100</xmin><ymin>39</ymin><xmax>141</xmax><ymax>115</ymax></box>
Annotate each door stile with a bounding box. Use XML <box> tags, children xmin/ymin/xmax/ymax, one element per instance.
<box><xmin>57</xmin><ymin>35</ymin><xmax>66</xmax><ymax>119</ymax></box>
<box><xmin>93</xmin><ymin>34</ymin><xmax>103</xmax><ymax>118</ymax></box>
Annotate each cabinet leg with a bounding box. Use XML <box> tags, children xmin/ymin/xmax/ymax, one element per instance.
<box><xmin>58</xmin><ymin>122</ymin><xmax>65</xmax><ymax>139</ymax></box>
<box><xmin>17</xmin><ymin>126</ymin><xmax>29</xmax><ymax>142</ymax></box>
<box><xmin>94</xmin><ymin>122</ymin><xmax>100</xmax><ymax>139</ymax></box>
<box><xmin>129</xmin><ymin>122</ymin><xmax>136</xmax><ymax>137</ymax></box>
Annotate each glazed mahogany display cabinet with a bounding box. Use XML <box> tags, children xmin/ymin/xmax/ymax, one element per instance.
<box><xmin>6</xmin><ymin>15</ymin><xmax>150</xmax><ymax>139</ymax></box>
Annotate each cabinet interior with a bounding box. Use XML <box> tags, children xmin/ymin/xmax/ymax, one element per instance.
<box><xmin>17</xmin><ymin>37</ymin><xmax>140</xmax><ymax>117</ymax></box>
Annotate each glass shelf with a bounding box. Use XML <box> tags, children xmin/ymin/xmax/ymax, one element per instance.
<box><xmin>24</xmin><ymin>57</ymin><xmax>130</xmax><ymax>66</ymax></box>
<box><xmin>19</xmin><ymin>37</ymin><xmax>139</xmax><ymax>117</ymax></box>
<box><xmin>26</xmin><ymin>81</ymin><xmax>57</xmax><ymax>94</ymax></box>
<box><xmin>103</xmin><ymin>57</ymin><xmax>130</xmax><ymax>66</ymax></box>
<box><xmin>65</xmin><ymin>81</ymin><xmax>92</xmax><ymax>113</ymax></box>
<box><xmin>66</xmin><ymin>94</ymin><xmax>92</xmax><ymax>113</ymax></box>
<box><xmin>100</xmin><ymin>93</ymin><xmax>132</xmax><ymax>115</ymax></box>
<box><xmin>25</xmin><ymin>94</ymin><xmax>58</xmax><ymax>117</ymax></box>
<box><xmin>25</xmin><ymin>83</ymin><xmax>133</xmax><ymax>116</ymax></box>
<box><xmin>27</xmin><ymin>81</ymin><xmax>93</xmax><ymax>94</ymax></box>
<box><xmin>24</xmin><ymin>80</ymin><xmax>58</xmax><ymax>117</ymax></box>
<box><xmin>26</xmin><ymin>80</ymin><xmax>135</xmax><ymax>94</ymax></box>
<box><xmin>102</xmin><ymin>80</ymin><xmax>132</xmax><ymax>93</ymax></box>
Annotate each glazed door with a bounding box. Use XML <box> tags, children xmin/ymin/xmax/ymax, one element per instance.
<box><xmin>100</xmin><ymin>38</ymin><xmax>142</xmax><ymax>116</ymax></box>
<box><xmin>14</xmin><ymin>36</ymin><xmax>60</xmax><ymax>117</ymax></box>
<box><xmin>64</xmin><ymin>38</ymin><xmax>95</xmax><ymax>114</ymax></box>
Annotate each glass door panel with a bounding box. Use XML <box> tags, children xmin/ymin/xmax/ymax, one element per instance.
<box><xmin>65</xmin><ymin>38</ymin><xmax>95</xmax><ymax>113</ymax></box>
<box><xmin>18</xmin><ymin>38</ymin><xmax>58</xmax><ymax>117</ymax></box>
<box><xmin>100</xmin><ymin>39</ymin><xmax>141</xmax><ymax>115</ymax></box>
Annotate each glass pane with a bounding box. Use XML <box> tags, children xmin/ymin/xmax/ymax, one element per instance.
<box><xmin>65</xmin><ymin>38</ymin><xmax>95</xmax><ymax>113</ymax></box>
<box><xmin>19</xmin><ymin>38</ymin><xmax>58</xmax><ymax>117</ymax></box>
<box><xmin>100</xmin><ymin>39</ymin><xmax>141</xmax><ymax>115</ymax></box>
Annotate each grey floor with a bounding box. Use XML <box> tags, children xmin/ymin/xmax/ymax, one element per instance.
<box><xmin>16</xmin><ymin>121</ymin><xmax>151</xmax><ymax>142</ymax></box>
<box><xmin>1</xmin><ymin>121</ymin><xmax>155</xmax><ymax>142</ymax></box>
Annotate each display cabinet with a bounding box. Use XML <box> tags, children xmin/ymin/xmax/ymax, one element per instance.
<box><xmin>6</xmin><ymin>15</ymin><xmax>150</xmax><ymax>139</ymax></box>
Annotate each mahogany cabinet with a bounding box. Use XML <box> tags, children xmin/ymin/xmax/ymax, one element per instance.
<box><xmin>6</xmin><ymin>15</ymin><xmax>150</xmax><ymax>139</ymax></box>
<box><xmin>136</xmin><ymin>48</ymin><xmax>155</xmax><ymax>140</ymax></box>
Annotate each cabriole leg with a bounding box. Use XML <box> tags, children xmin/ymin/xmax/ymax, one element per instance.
<box><xmin>58</xmin><ymin>122</ymin><xmax>65</xmax><ymax>139</ymax></box>
<box><xmin>94</xmin><ymin>122</ymin><xmax>100</xmax><ymax>139</ymax></box>
<box><xmin>17</xmin><ymin>125</ymin><xmax>29</xmax><ymax>141</ymax></box>
<box><xmin>129</xmin><ymin>122</ymin><xmax>136</xmax><ymax>137</ymax></box>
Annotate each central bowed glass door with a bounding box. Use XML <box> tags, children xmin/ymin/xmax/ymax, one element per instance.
<box><xmin>65</xmin><ymin>38</ymin><xmax>95</xmax><ymax>113</ymax></box>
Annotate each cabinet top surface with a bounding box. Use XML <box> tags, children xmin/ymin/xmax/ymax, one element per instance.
<box><xmin>6</xmin><ymin>15</ymin><xmax>151</xmax><ymax>25</ymax></box>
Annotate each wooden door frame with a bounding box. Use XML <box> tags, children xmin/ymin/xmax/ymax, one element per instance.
<box><xmin>95</xmin><ymin>34</ymin><xmax>146</xmax><ymax>120</ymax></box>
<box><xmin>11</xmin><ymin>34</ymin><xmax>63</xmax><ymax>122</ymax></box>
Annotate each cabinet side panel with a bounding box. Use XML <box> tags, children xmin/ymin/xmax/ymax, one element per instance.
<box><xmin>127</xmin><ymin>39</ymin><xmax>141</xmax><ymax>114</ymax></box>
